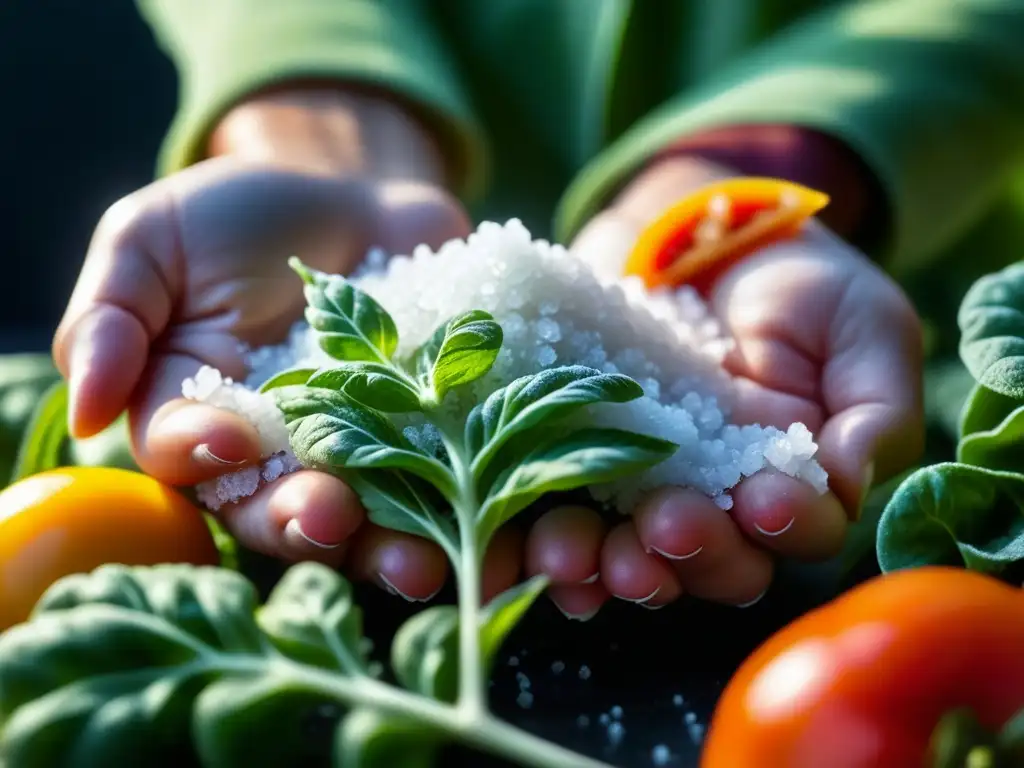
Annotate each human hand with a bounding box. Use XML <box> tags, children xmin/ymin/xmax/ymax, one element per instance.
<box><xmin>51</xmin><ymin>87</ymin><xmax>518</xmax><ymax>602</ymax></box>
<box><xmin>518</xmin><ymin>155</ymin><xmax>924</xmax><ymax>618</ymax></box>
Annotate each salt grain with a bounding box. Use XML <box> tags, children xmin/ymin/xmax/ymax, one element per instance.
<box><xmin>652</xmin><ymin>744</ymin><xmax>672</xmax><ymax>765</ymax></box>
<box><xmin>551</xmin><ymin>660</ymin><xmax>565</xmax><ymax>674</ymax></box>
<box><xmin>516</xmin><ymin>691</ymin><xmax>534</xmax><ymax>709</ymax></box>
<box><xmin>578</xmin><ymin>665</ymin><xmax>592</xmax><ymax>680</ymax></box>
<box><xmin>183</xmin><ymin>220</ymin><xmax>828</xmax><ymax>511</ymax></box>
<box><xmin>607</xmin><ymin>722</ymin><xmax>625</xmax><ymax>743</ymax></box>
<box><xmin>610</xmin><ymin>705</ymin><xmax>623</xmax><ymax>719</ymax></box>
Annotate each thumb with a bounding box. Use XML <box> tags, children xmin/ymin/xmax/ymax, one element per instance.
<box><xmin>370</xmin><ymin>181</ymin><xmax>472</xmax><ymax>255</ymax></box>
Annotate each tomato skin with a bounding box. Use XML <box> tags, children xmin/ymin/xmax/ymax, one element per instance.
<box><xmin>0</xmin><ymin>467</ymin><xmax>220</xmax><ymax>630</ymax></box>
<box><xmin>623</xmin><ymin>177</ymin><xmax>829</xmax><ymax>292</ymax></box>
<box><xmin>701</xmin><ymin>567</ymin><xmax>1024</xmax><ymax>768</ymax></box>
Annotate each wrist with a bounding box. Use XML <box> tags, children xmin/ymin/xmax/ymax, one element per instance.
<box><xmin>207</xmin><ymin>82</ymin><xmax>451</xmax><ymax>189</ymax></box>
<box><xmin>615</xmin><ymin>125</ymin><xmax>887</xmax><ymax>247</ymax></box>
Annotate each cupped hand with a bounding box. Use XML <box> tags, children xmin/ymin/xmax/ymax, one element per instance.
<box><xmin>52</xmin><ymin>156</ymin><xmax>514</xmax><ymax>599</ymax></box>
<box><xmin>521</xmin><ymin>158</ymin><xmax>925</xmax><ymax>619</ymax></box>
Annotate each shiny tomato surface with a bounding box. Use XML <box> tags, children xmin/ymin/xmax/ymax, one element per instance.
<box><xmin>0</xmin><ymin>467</ymin><xmax>219</xmax><ymax>629</ymax></box>
<box><xmin>701</xmin><ymin>567</ymin><xmax>1024</xmax><ymax>767</ymax></box>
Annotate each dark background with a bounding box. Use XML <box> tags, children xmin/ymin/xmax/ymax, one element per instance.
<box><xmin>0</xmin><ymin>3</ymin><xmax>869</xmax><ymax>766</ymax></box>
<box><xmin>0</xmin><ymin>0</ymin><xmax>175</xmax><ymax>353</ymax></box>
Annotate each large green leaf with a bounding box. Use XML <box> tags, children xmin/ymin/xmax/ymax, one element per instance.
<box><xmin>276</xmin><ymin>387</ymin><xmax>456</xmax><ymax>497</ymax></box>
<box><xmin>477</xmin><ymin>428</ymin><xmax>676</xmax><ymax>542</ymax></box>
<box><xmin>390</xmin><ymin>576</ymin><xmax>548</xmax><ymax>704</ymax></box>
<box><xmin>958</xmin><ymin>262</ymin><xmax>1024</xmax><ymax>399</ymax></box>
<box><xmin>0</xmin><ymin>563</ymin><xmax>372</xmax><ymax>768</ymax></box>
<box><xmin>306</xmin><ymin>363</ymin><xmax>421</xmax><ymax>413</ymax></box>
<box><xmin>343</xmin><ymin>469</ymin><xmax>458</xmax><ymax>555</ymax></box>
<box><xmin>877</xmin><ymin>463</ymin><xmax>1024</xmax><ymax>576</ymax></box>
<box><xmin>465</xmin><ymin>367</ymin><xmax>644</xmax><ymax>474</ymax></box>
<box><xmin>413</xmin><ymin>311</ymin><xmax>503</xmax><ymax>403</ymax></box>
<box><xmin>291</xmin><ymin>257</ymin><xmax>399</xmax><ymax>363</ymax></box>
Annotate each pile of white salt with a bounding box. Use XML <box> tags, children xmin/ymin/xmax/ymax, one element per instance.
<box><xmin>183</xmin><ymin>219</ymin><xmax>827</xmax><ymax>512</ymax></box>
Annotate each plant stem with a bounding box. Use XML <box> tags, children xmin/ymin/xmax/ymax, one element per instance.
<box><xmin>456</xmin><ymin>502</ymin><xmax>486</xmax><ymax>717</ymax></box>
<box><xmin>272</xmin><ymin>659</ymin><xmax>614</xmax><ymax>768</ymax></box>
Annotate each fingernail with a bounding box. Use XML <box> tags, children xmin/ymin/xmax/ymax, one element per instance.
<box><xmin>193</xmin><ymin>443</ymin><xmax>248</xmax><ymax>466</ymax></box>
<box><xmin>553</xmin><ymin>603</ymin><xmax>601</xmax><ymax>622</ymax></box>
<box><xmin>378</xmin><ymin>573</ymin><xmax>440</xmax><ymax>603</ymax></box>
<box><xmin>619</xmin><ymin>586</ymin><xmax>661</xmax><ymax>605</ymax></box>
<box><xmin>640</xmin><ymin>601</ymin><xmax>668</xmax><ymax>611</ymax></box>
<box><xmin>284</xmin><ymin>518</ymin><xmax>341</xmax><ymax>550</ymax></box>
<box><xmin>648</xmin><ymin>544</ymin><xmax>703</xmax><ymax>561</ymax></box>
<box><xmin>754</xmin><ymin>518</ymin><xmax>795</xmax><ymax>537</ymax></box>
<box><xmin>735</xmin><ymin>589</ymin><xmax>768</xmax><ymax>609</ymax></box>
<box><xmin>578</xmin><ymin>572</ymin><xmax>600</xmax><ymax>584</ymax></box>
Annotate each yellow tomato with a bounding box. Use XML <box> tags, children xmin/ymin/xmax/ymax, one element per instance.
<box><xmin>0</xmin><ymin>467</ymin><xmax>220</xmax><ymax>630</ymax></box>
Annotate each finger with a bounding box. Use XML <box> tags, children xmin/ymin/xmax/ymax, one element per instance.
<box><xmin>818</xmin><ymin>287</ymin><xmax>924</xmax><ymax>514</ymax></box>
<box><xmin>525</xmin><ymin>506</ymin><xmax>605</xmax><ymax>585</ymax></box>
<box><xmin>372</xmin><ymin>181</ymin><xmax>472</xmax><ymax>255</ymax></box>
<box><xmin>127</xmin><ymin>354</ymin><xmax>262</xmax><ymax>486</ymax></box>
<box><xmin>53</xmin><ymin>194</ymin><xmax>180</xmax><ymax>438</ymax></box>
<box><xmin>217</xmin><ymin>470</ymin><xmax>363</xmax><ymax>565</ymax></box>
<box><xmin>482</xmin><ymin>525</ymin><xmax>525</xmax><ymax>604</ymax></box>
<box><xmin>600</xmin><ymin>522</ymin><xmax>684</xmax><ymax>609</ymax></box>
<box><xmin>547</xmin><ymin>582</ymin><xmax>611</xmax><ymax>622</ymax></box>
<box><xmin>346</xmin><ymin>523</ymin><xmax>449</xmax><ymax>603</ymax></box>
<box><xmin>632</xmin><ymin>487</ymin><xmax>773</xmax><ymax>607</ymax></box>
<box><xmin>730</xmin><ymin>470</ymin><xmax>847</xmax><ymax>562</ymax></box>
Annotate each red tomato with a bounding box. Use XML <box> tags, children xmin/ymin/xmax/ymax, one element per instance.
<box><xmin>701</xmin><ymin>567</ymin><xmax>1024</xmax><ymax>767</ymax></box>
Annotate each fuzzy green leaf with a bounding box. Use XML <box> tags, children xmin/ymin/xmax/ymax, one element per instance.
<box><xmin>958</xmin><ymin>382</ymin><xmax>1023</xmax><ymax>440</ymax></box>
<box><xmin>193</xmin><ymin>678</ymin><xmax>338</xmax><ymax>768</ymax></box>
<box><xmin>958</xmin><ymin>399</ymin><xmax>1024</xmax><ymax>473</ymax></box>
<box><xmin>276</xmin><ymin>387</ymin><xmax>456</xmax><ymax>497</ymax></box>
<box><xmin>306</xmin><ymin>363</ymin><xmax>421</xmax><ymax>413</ymax></box>
<box><xmin>478</xmin><ymin>428</ymin><xmax>676</xmax><ymax>543</ymax></box>
<box><xmin>257</xmin><ymin>562</ymin><xmax>375</xmax><ymax>674</ymax></box>
<box><xmin>290</xmin><ymin>257</ymin><xmax>398</xmax><ymax>363</ymax></box>
<box><xmin>390</xmin><ymin>606</ymin><xmax>460</xmax><ymax>704</ymax></box>
<box><xmin>334</xmin><ymin>709</ymin><xmax>440</xmax><ymax>768</ymax></box>
<box><xmin>0</xmin><ymin>563</ymin><xmax>371</xmax><ymax>768</ymax></box>
<box><xmin>344</xmin><ymin>469</ymin><xmax>458</xmax><ymax>554</ymax></box>
<box><xmin>258</xmin><ymin>367</ymin><xmax>317</xmax><ymax>393</ymax></box>
<box><xmin>390</xmin><ymin>577</ymin><xmax>548</xmax><ymax>704</ymax></box>
<box><xmin>10</xmin><ymin>378</ymin><xmax>69</xmax><ymax>483</ymax></box>
<box><xmin>414</xmin><ymin>311</ymin><xmax>503</xmax><ymax>402</ymax></box>
<box><xmin>877</xmin><ymin>463</ymin><xmax>1024</xmax><ymax>575</ymax></box>
<box><xmin>958</xmin><ymin>262</ymin><xmax>1024</xmax><ymax>399</ymax></box>
<box><xmin>466</xmin><ymin>367</ymin><xmax>644</xmax><ymax>474</ymax></box>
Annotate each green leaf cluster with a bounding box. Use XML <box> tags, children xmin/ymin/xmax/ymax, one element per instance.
<box><xmin>0</xmin><ymin>258</ymin><xmax>676</xmax><ymax>768</ymax></box>
<box><xmin>878</xmin><ymin>262</ymin><xmax>1024</xmax><ymax>579</ymax></box>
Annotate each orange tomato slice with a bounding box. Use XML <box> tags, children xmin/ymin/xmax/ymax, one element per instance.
<box><xmin>623</xmin><ymin>178</ymin><xmax>830</xmax><ymax>293</ymax></box>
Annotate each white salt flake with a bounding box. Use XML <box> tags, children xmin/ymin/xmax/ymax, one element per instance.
<box><xmin>652</xmin><ymin>744</ymin><xmax>673</xmax><ymax>765</ymax></box>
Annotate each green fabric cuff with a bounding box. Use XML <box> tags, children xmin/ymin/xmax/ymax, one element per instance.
<box><xmin>139</xmin><ymin>0</ymin><xmax>488</xmax><ymax>199</ymax></box>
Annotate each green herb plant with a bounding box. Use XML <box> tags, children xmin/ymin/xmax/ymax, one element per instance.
<box><xmin>877</xmin><ymin>261</ymin><xmax>1024</xmax><ymax>578</ymax></box>
<box><xmin>0</xmin><ymin>259</ymin><xmax>677</xmax><ymax>768</ymax></box>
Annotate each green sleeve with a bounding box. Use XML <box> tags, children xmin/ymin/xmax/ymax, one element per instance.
<box><xmin>135</xmin><ymin>0</ymin><xmax>488</xmax><ymax>198</ymax></box>
<box><xmin>555</xmin><ymin>0</ymin><xmax>1024</xmax><ymax>273</ymax></box>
